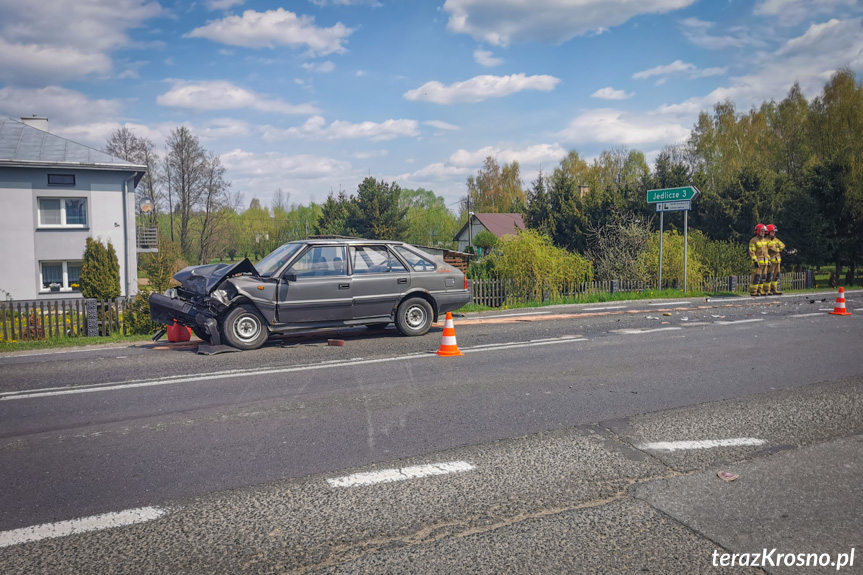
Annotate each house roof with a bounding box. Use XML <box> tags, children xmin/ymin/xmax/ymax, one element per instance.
<box><xmin>0</xmin><ymin>117</ymin><xmax>146</xmax><ymax>184</ymax></box>
<box><xmin>455</xmin><ymin>212</ymin><xmax>526</xmax><ymax>241</ymax></box>
<box><xmin>474</xmin><ymin>213</ymin><xmax>525</xmax><ymax>237</ymax></box>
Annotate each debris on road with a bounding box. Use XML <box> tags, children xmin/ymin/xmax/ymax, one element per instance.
<box><xmin>717</xmin><ymin>471</ymin><xmax>739</xmax><ymax>482</ymax></box>
<box><xmin>328</xmin><ymin>339</ymin><xmax>346</xmax><ymax>347</ymax></box>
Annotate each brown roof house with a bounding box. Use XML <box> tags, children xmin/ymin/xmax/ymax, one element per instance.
<box><xmin>454</xmin><ymin>213</ymin><xmax>525</xmax><ymax>252</ymax></box>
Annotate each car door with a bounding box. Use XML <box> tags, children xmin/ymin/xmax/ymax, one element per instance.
<box><xmin>349</xmin><ymin>245</ymin><xmax>410</xmax><ymax>319</ymax></box>
<box><xmin>276</xmin><ymin>245</ymin><xmax>352</xmax><ymax>324</ymax></box>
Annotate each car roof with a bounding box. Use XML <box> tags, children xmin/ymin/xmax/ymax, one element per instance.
<box><xmin>291</xmin><ymin>238</ymin><xmax>406</xmax><ymax>246</ymax></box>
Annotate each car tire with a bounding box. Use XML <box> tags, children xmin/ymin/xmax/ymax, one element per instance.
<box><xmin>221</xmin><ymin>304</ymin><xmax>268</xmax><ymax>350</ymax></box>
<box><xmin>395</xmin><ymin>298</ymin><xmax>433</xmax><ymax>337</ymax></box>
<box><xmin>191</xmin><ymin>326</ymin><xmax>212</xmax><ymax>344</ymax></box>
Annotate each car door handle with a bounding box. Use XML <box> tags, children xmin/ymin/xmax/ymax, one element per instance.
<box><xmin>339</xmin><ymin>283</ymin><xmax>350</xmax><ymax>289</ymax></box>
<box><xmin>397</xmin><ymin>278</ymin><xmax>408</xmax><ymax>284</ymax></box>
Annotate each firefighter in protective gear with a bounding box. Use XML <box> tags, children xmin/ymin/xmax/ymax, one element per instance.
<box><xmin>749</xmin><ymin>224</ymin><xmax>769</xmax><ymax>296</ymax></box>
<box><xmin>765</xmin><ymin>224</ymin><xmax>785</xmax><ymax>294</ymax></box>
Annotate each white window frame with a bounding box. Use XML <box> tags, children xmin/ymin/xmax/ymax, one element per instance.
<box><xmin>37</xmin><ymin>197</ymin><xmax>88</xmax><ymax>228</ymax></box>
<box><xmin>39</xmin><ymin>260</ymin><xmax>83</xmax><ymax>293</ymax></box>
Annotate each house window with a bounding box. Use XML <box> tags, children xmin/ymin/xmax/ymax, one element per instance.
<box><xmin>40</xmin><ymin>261</ymin><xmax>83</xmax><ymax>291</ymax></box>
<box><xmin>48</xmin><ymin>174</ymin><xmax>76</xmax><ymax>186</ymax></box>
<box><xmin>38</xmin><ymin>198</ymin><xmax>88</xmax><ymax>227</ymax></box>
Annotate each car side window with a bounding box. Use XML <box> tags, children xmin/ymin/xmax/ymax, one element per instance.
<box><xmin>350</xmin><ymin>246</ymin><xmax>404</xmax><ymax>274</ymax></box>
<box><xmin>287</xmin><ymin>246</ymin><xmax>346</xmax><ymax>277</ymax></box>
<box><xmin>394</xmin><ymin>246</ymin><xmax>437</xmax><ymax>272</ymax></box>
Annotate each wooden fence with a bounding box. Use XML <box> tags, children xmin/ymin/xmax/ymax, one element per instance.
<box><xmin>1</xmin><ymin>298</ymin><xmax>127</xmax><ymax>342</ymax></box>
<box><xmin>470</xmin><ymin>272</ymin><xmax>807</xmax><ymax>308</ymax></box>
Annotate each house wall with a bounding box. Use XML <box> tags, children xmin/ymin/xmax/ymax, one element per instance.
<box><xmin>455</xmin><ymin>219</ymin><xmax>487</xmax><ymax>252</ymax></box>
<box><xmin>0</xmin><ymin>167</ymin><xmax>138</xmax><ymax>301</ymax></box>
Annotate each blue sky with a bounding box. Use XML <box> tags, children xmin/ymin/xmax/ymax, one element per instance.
<box><xmin>1</xmin><ymin>0</ymin><xmax>861</xmax><ymax>211</ymax></box>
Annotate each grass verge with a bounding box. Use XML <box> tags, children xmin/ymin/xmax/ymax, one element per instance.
<box><xmin>0</xmin><ymin>332</ymin><xmax>156</xmax><ymax>353</ymax></box>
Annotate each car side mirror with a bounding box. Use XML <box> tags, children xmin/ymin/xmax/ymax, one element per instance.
<box><xmin>283</xmin><ymin>272</ymin><xmax>297</xmax><ymax>282</ymax></box>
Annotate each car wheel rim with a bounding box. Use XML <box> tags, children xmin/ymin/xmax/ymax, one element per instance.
<box><xmin>405</xmin><ymin>305</ymin><xmax>426</xmax><ymax>329</ymax></box>
<box><xmin>234</xmin><ymin>315</ymin><xmax>260</xmax><ymax>342</ymax></box>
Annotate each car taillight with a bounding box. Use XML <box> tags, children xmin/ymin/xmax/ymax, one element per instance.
<box><xmin>464</xmin><ymin>276</ymin><xmax>468</xmax><ymax>290</ymax></box>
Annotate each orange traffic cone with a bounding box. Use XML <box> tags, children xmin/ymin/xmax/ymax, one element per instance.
<box><xmin>829</xmin><ymin>287</ymin><xmax>852</xmax><ymax>316</ymax></box>
<box><xmin>436</xmin><ymin>312</ymin><xmax>464</xmax><ymax>356</ymax></box>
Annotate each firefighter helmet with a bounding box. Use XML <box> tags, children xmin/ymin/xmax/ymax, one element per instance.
<box><xmin>755</xmin><ymin>223</ymin><xmax>766</xmax><ymax>234</ymax></box>
<box><xmin>766</xmin><ymin>224</ymin><xmax>777</xmax><ymax>233</ymax></box>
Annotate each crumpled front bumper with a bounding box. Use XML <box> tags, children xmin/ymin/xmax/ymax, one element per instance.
<box><xmin>149</xmin><ymin>293</ymin><xmax>199</xmax><ymax>326</ymax></box>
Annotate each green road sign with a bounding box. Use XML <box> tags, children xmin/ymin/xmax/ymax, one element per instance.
<box><xmin>647</xmin><ymin>186</ymin><xmax>699</xmax><ymax>203</ymax></box>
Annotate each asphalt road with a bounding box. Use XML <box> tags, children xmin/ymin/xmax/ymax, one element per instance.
<box><xmin>0</xmin><ymin>291</ymin><xmax>861</xmax><ymax>573</ymax></box>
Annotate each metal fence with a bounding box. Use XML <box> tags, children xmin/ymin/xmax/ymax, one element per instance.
<box><xmin>1</xmin><ymin>297</ymin><xmax>127</xmax><ymax>342</ymax></box>
<box><xmin>470</xmin><ymin>272</ymin><xmax>807</xmax><ymax>308</ymax></box>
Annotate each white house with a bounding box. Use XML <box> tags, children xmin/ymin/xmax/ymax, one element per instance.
<box><xmin>0</xmin><ymin>117</ymin><xmax>146</xmax><ymax>301</ymax></box>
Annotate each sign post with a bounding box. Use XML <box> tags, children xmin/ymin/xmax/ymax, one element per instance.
<box><xmin>647</xmin><ymin>187</ymin><xmax>700</xmax><ymax>293</ymax></box>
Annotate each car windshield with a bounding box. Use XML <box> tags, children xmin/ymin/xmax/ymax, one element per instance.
<box><xmin>255</xmin><ymin>242</ymin><xmax>304</xmax><ymax>277</ymax></box>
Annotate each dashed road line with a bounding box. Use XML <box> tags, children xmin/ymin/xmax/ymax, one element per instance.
<box><xmin>478</xmin><ymin>311</ymin><xmax>551</xmax><ymax>319</ymax></box>
<box><xmin>790</xmin><ymin>313</ymin><xmax>827</xmax><ymax>318</ymax></box>
<box><xmin>612</xmin><ymin>327</ymin><xmax>683</xmax><ymax>335</ymax></box>
<box><xmin>327</xmin><ymin>461</ymin><xmax>475</xmax><ymax>488</ymax></box>
<box><xmin>648</xmin><ymin>301</ymin><xmax>691</xmax><ymax>306</ymax></box>
<box><xmin>636</xmin><ymin>438</ymin><xmax>766</xmax><ymax>451</ymax></box>
<box><xmin>0</xmin><ymin>507</ymin><xmax>166</xmax><ymax>548</ymax></box>
<box><xmin>714</xmin><ymin>319</ymin><xmax>765</xmax><ymax>325</ymax></box>
<box><xmin>583</xmin><ymin>305</ymin><xmax>628</xmax><ymax>311</ymax></box>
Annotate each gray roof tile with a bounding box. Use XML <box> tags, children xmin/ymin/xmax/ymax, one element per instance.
<box><xmin>0</xmin><ymin>117</ymin><xmax>144</xmax><ymax>169</ymax></box>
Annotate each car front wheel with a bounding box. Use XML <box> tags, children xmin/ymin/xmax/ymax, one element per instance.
<box><xmin>221</xmin><ymin>304</ymin><xmax>268</xmax><ymax>350</ymax></box>
<box><xmin>395</xmin><ymin>297</ymin><xmax>433</xmax><ymax>336</ymax></box>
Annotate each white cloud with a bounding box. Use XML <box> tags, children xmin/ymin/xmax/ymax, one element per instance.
<box><xmin>634</xmin><ymin>59</ymin><xmax>728</xmax><ymax>82</ymax></box>
<box><xmin>448</xmin><ymin>143</ymin><xmax>568</xmax><ymax>168</ymax></box>
<box><xmin>262</xmin><ymin>116</ymin><xmax>420</xmax><ymax>141</ymax></box>
<box><xmin>678</xmin><ymin>17</ymin><xmax>764</xmax><ymax>50</ymax></box>
<box><xmin>198</xmin><ymin>118</ymin><xmax>252</xmax><ymax>140</ymax></box>
<box><xmin>754</xmin><ymin>0</ymin><xmax>859</xmax><ymax>26</ymax></box>
<box><xmin>424</xmin><ymin>120</ymin><xmax>461</xmax><ymax>131</ymax></box>
<box><xmin>302</xmin><ymin>61</ymin><xmax>335</xmax><ymax>73</ymax></box>
<box><xmin>220</xmin><ymin>148</ymin><xmax>358</xmax><ymax>205</ymax></box>
<box><xmin>474</xmin><ymin>49</ymin><xmax>503</xmax><ymax>67</ymax></box>
<box><xmin>557</xmin><ymin>109</ymin><xmax>689</xmax><ymax>146</ymax></box>
<box><xmin>655</xmin><ymin>17</ymin><xmax>863</xmax><ymax>121</ymax></box>
<box><xmin>157</xmin><ymin>80</ymin><xmax>320</xmax><ymax>115</ymax></box>
<box><xmin>0</xmin><ymin>86</ymin><xmax>124</xmax><ymax>127</ymax></box>
<box><xmin>354</xmin><ymin>149</ymin><xmax>389</xmax><ymax>159</ymax></box>
<box><xmin>591</xmin><ymin>87</ymin><xmax>634</xmax><ymax>100</ymax></box>
<box><xmin>443</xmin><ymin>0</ymin><xmax>696</xmax><ymax>46</ymax></box>
<box><xmin>185</xmin><ymin>8</ymin><xmax>353</xmax><ymax>56</ymax></box>
<box><xmin>0</xmin><ymin>0</ymin><xmax>162</xmax><ymax>85</ymax></box>
<box><xmin>404</xmin><ymin>73</ymin><xmax>560</xmax><ymax>104</ymax></box>
<box><xmin>310</xmin><ymin>0</ymin><xmax>382</xmax><ymax>6</ymax></box>
<box><xmin>207</xmin><ymin>0</ymin><xmax>245</xmax><ymax>10</ymax></box>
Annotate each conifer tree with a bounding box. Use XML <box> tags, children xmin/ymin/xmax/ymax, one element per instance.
<box><xmin>80</xmin><ymin>237</ymin><xmax>121</xmax><ymax>300</ymax></box>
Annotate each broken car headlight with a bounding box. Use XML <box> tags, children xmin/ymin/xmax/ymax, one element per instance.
<box><xmin>211</xmin><ymin>289</ymin><xmax>230</xmax><ymax>306</ymax></box>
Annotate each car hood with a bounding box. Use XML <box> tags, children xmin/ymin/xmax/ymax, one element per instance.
<box><xmin>173</xmin><ymin>258</ymin><xmax>259</xmax><ymax>295</ymax></box>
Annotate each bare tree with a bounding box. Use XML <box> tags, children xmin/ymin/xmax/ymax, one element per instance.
<box><xmin>272</xmin><ymin>188</ymin><xmax>290</xmax><ymax>212</ymax></box>
<box><xmin>164</xmin><ymin>127</ymin><xmax>207</xmax><ymax>256</ymax></box>
<box><xmin>195</xmin><ymin>153</ymin><xmax>233</xmax><ymax>264</ymax></box>
<box><xmin>105</xmin><ymin>127</ymin><xmax>163</xmax><ymax>225</ymax></box>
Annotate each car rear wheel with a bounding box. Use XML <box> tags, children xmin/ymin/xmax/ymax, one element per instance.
<box><xmin>395</xmin><ymin>298</ymin><xmax>433</xmax><ymax>336</ymax></box>
<box><xmin>221</xmin><ymin>304</ymin><xmax>268</xmax><ymax>350</ymax></box>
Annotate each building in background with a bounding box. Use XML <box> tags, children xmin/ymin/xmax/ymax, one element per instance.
<box><xmin>0</xmin><ymin>117</ymin><xmax>146</xmax><ymax>301</ymax></box>
<box><xmin>454</xmin><ymin>213</ymin><xmax>526</xmax><ymax>252</ymax></box>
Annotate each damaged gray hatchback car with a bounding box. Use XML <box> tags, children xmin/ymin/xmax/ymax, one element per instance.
<box><xmin>149</xmin><ymin>239</ymin><xmax>471</xmax><ymax>351</ymax></box>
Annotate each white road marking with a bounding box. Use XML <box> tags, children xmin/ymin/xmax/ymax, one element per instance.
<box><xmin>0</xmin><ymin>337</ymin><xmax>588</xmax><ymax>401</ymax></box>
<box><xmin>478</xmin><ymin>311</ymin><xmax>551</xmax><ymax>319</ymax></box>
<box><xmin>637</xmin><ymin>438</ymin><xmax>766</xmax><ymax>451</ymax></box>
<box><xmin>582</xmin><ymin>305</ymin><xmax>627</xmax><ymax>311</ymax></box>
<box><xmin>327</xmin><ymin>461</ymin><xmax>474</xmax><ymax>488</ymax></box>
<box><xmin>714</xmin><ymin>319</ymin><xmax>765</xmax><ymax>325</ymax></box>
<box><xmin>683</xmin><ymin>321</ymin><xmax>711</xmax><ymax>326</ymax></box>
<box><xmin>648</xmin><ymin>301</ymin><xmax>691</xmax><ymax>306</ymax></box>
<box><xmin>0</xmin><ymin>507</ymin><xmax>166</xmax><ymax>548</ymax></box>
<box><xmin>612</xmin><ymin>327</ymin><xmax>683</xmax><ymax>335</ymax></box>
<box><xmin>790</xmin><ymin>313</ymin><xmax>827</xmax><ymax>318</ymax></box>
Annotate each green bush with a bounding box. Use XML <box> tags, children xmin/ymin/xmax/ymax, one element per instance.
<box><xmin>638</xmin><ymin>230</ymin><xmax>706</xmax><ymax>288</ymax></box>
<box><xmin>124</xmin><ymin>289</ymin><xmax>159</xmax><ymax>335</ymax></box>
<box><xmin>687</xmin><ymin>230</ymin><xmax>750</xmax><ymax>277</ymax></box>
<box><xmin>140</xmin><ymin>240</ymin><xmax>186</xmax><ymax>294</ymax></box>
<box><xmin>472</xmin><ymin>229</ymin><xmax>499</xmax><ymax>255</ymax></box>
<box><xmin>489</xmin><ymin>228</ymin><xmax>593</xmax><ymax>299</ymax></box>
<box><xmin>80</xmin><ymin>237</ymin><xmax>121</xmax><ymax>300</ymax></box>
